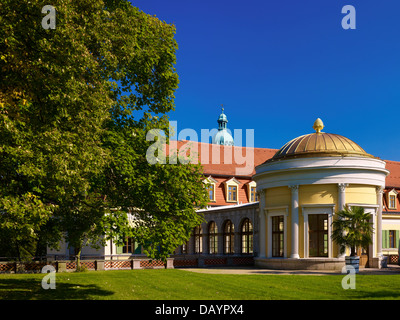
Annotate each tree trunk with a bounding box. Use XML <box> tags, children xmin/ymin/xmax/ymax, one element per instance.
<box><xmin>350</xmin><ymin>246</ymin><xmax>356</xmax><ymax>257</ymax></box>
<box><xmin>75</xmin><ymin>246</ymin><xmax>82</xmax><ymax>271</ymax></box>
<box><xmin>15</xmin><ymin>241</ymin><xmax>21</xmax><ymax>262</ymax></box>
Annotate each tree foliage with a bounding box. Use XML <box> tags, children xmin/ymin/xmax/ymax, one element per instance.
<box><xmin>0</xmin><ymin>0</ymin><xmax>207</xmax><ymax>263</ymax></box>
<box><xmin>331</xmin><ymin>206</ymin><xmax>374</xmax><ymax>257</ymax></box>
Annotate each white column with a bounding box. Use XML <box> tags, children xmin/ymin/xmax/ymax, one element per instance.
<box><xmin>258</xmin><ymin>189</ymin><xmax>266</xmax><ymax>258</ymax></box>
<box><xmin>338</xmin><ymin>183</ymin><xmax>348</xmax><ymax>211</ymax></box>
<box><xmin>289</xmin><ymin>185</ymin><xmax>300</xmax><ymax>259</ymax></box>
<box><xmin>337</xmin><ymin>183</ymin><xmax>348</xmax><ymax>258</ymax></box>
<box><xmin>376</xmin><ymin>186</ymin><xmax>383</xmax><ymax>257</ymax></box>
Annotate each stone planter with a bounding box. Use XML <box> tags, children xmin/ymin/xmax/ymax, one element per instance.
<box><xmin>345</xmin><ymin>256</ymin><xmax>360</xmax><ymax>273</ymax></box>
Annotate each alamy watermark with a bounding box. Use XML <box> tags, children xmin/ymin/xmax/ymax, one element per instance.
<box><xmin>41</xmin><ymin>265</ymin><xmax>56</xmax><ymax>290</ymax></box>
<box><xmin>40</xmin><ymin>4</ymin><xmax>356</xmax><ymax>31</ymax></box>
<box><xmin>341</xmin><ymin>265</ymin><xmax>356</xmax><ymax>290</ymax></box>
<box><xmin>41</xmin><ymin>5</ymin><xmax>56</xmax><ymax>30</ymax></box>
<box><xmin>145</xmin><ymin>121</ymin><xmax>255</xmax><ymax>176</ymax></box>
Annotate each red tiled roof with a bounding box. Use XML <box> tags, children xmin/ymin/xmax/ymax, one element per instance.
<box><xmin>169</xmin><ymin>140</ymin><xmax>400</xmax><ymax>187</ymax></box>
<box><xmin>169</xmin><ymin>140</ymin><xmax>278</xmax><ymax>177</ymax></box>
<box><xmin>385</xmin><ymin>160</ymin><xmax>400</xmax><ymax>188</ymax></box>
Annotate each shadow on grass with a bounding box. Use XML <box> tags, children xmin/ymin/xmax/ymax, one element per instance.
<box><xmin>0</xmin><ymin>278</ymin><xmax>114</xmax><ymax>300</ymax></box>
<box><xmin>353</xmin><ymin>289</ymin><xmax>400</xmax><ymax>300</ymax></box>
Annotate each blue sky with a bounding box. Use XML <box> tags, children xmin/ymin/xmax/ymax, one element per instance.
<box><xmin>131</xmin><ymin>0</ymin><xmax>400</xmax><ymax>161</ymax></box>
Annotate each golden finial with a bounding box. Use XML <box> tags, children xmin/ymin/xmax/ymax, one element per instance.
<box><xmin>313</xmin><ymin>118</ymin><xmax>324</xmax><ymax>133</ymax></box>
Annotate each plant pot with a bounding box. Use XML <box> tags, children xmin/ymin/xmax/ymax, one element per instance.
<box><xmin>345</xmin><ymin>256</ymin><xmax>359</xmax><ymax>274</ymax></box>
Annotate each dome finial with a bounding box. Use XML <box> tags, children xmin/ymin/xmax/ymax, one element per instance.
<box><xmin>313</xmin><ymin>118</ymin><xmax>324</xmax><ymax>133</ymax></box>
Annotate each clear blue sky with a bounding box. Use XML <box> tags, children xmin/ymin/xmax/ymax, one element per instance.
<box><xmin>131</xmin><ymin>0</ymin><xmax>400</xmax><ymax>161</ymax></box>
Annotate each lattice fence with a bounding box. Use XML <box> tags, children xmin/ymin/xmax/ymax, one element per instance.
<box><xmin>0</xmin><ymin>262</ymin><xmax>57</xmax><ymax>273</ymax></box>
<box><xmin>0</xmin><ymin>262</ymin><xmax>15</xmax><ymax>272</ymax></box>
<box><xmin>140</xmin><ymin>260</ymin><xmax>164</xmax><ymax>268</ymax></box>
<box><xmin>232</xmin><ymin>257</ymin><xmax>254</xmax><ymax>266</ymax></box>
<box><xmin>66</xmin><ymin>262</ymin><xmax>76</xmax><ymax>270</ymax></box>
<box><xmin>173</xmin><ymin>259</ymin><xmax>198</xmax><ymax>267</ymax></box>
<box><xmin>204</xmin><ymin>258</ymin><xmax>227</xmax><ymax>266</ymax></box>
<box><xmin>0</xmin><ymin>257</ymin><xmax>174</xmax><ymax>272</ymax></box>
<box><xmin>388</xmin><ymin>254</ymin><xmax>399</xmax><ymax>264</ymax></box>
<box><xmin>81</xmin><ymin>261</ymin><xmax>95</xmax><ymax>270</ymax></box>
<box><xmin>105</xmin><ymin>260</ymin><xmax>132</xmax><ymax>270</ymax></box>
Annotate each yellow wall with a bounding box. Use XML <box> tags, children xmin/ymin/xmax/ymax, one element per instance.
<box><xmin>265</xmin><ymin>186</ymin><xmax>290</xmax><ymax>207</ymax></box>
<box><xmin>345</xmin><ymin>184</ymin><xmax>377</xmax><ymax>205</ymax></box>
<box><xmin>299</xmin><ymin>184</ymin><xmax>337</xmax><ymax>206</ymax></box>
<box><xmin>299</xmin><ymin>184</ymin><xmax>338</xmax><ymax>257</ymax></box>
<box><xmin>264</xmin><ymin>183</ymin><xmax>379</xmax><ymax>259</ymax></box>
<box><xmin>264</xmin><ymin>187</ymin><xmax>291</xmax><ymax>257</ymax></box>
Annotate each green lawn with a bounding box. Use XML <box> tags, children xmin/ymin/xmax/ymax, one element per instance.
<box><xmin>0</xmin><ymin>269</ymin><xmax>399</xmax><ymax>300</ymax></box>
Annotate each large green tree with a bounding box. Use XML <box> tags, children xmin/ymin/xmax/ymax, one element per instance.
<box><xmin>0</xmin><ymin>0</ymin><xmax>208</xmax><ymax>264</ymax></box>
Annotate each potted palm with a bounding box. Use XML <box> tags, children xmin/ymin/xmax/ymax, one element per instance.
<box><xmin>332</xmin><ymin>206</ymin><xmax>374</xmax><ymax>273</ymax></box>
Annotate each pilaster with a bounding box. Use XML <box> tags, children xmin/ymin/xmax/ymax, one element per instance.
<box><xmin>258</xmin><ymin>189</ymin><xmax>266</xmax><ymax>258</ymax></box>
<box><xmin>289</xmin><ymin>185</ymin><xmax>300</xmax><ymax>259</ymax></box>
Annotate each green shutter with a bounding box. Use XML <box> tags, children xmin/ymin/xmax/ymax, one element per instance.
<box><xmin>134</xmin><ymin>242</ymin><xmax>142</xmax><ymax>254</ymax></box>
<box><xmin>116</xmin><ymin>244</ymin><xmax>123</xmax><ymax>254</ymax></box>
<box><xmin>395</xmin><ymin>230</ymin><xmax>399</xmax><ymax>249</ymax></box>
<box><xmin>382</xmin><ymin>230</ymin><xmax>389</xmax><ymax>249</ymax></box>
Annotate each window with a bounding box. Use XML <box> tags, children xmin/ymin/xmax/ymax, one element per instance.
<box><xmin>383</xmin><ymin>230</ymin><xmax>399</xmax><ymax>249</ymax></box>
<box><xmin>223</xmin><ymin>220</ymin><xmax>235</xmax><ymax>254</ymax></box>
<box><xmin>308</xmin><ymin>214</ymin><xmax>328</xmax><ymax>257</ymax></box>
<box><xmin>207</xmin><ymin>184</ymin><xmax>215</xmax><ymax>201</ymax></box>
<box><xmin>122</xmin><ymin>238</ymin><xmax>141</xmax><ymax>254</ymax></box>
<box><xmin>224</xmin><ymin>177</ymin><xmax>240</xmax><ymax>202</ymax></box>
<box><xmin>181</xmin><ymin>242</ymin><xmax>188</xmax><ymax>254</ymax></box>
<box><xmin>272</xmin><ymin>216</ymin><xmax>284</xmax><ymax>257</ymax></box>
<box><xmin>387</xmin><ymin>189</ymin><xmax>398</xmax><ymax>209</ymax></box>
<box><xmin>203</xmin><ymin>176</ymin><xmax>217</xmax><ymax>202</ymax></box>
<box><xmin>250</xmin><ymin>187</ymin><xmax>258</xmax><ymax>202</ymax></box>
<box><xmin>247</xmin><ymin>181</ymin><xmax>258</xmax><ymax>202</ymax></box>
<box><xmin>208</xmin><ymin>221</ymin><xmax>218</xmax><ymax>254</ymax></box>
<box><xmin>389</xmin><ymin>195</ymin><xmax>396</xmax><ymax>209</ymax></box>
<box><xmin>228</xmin><ymin>186</ymin><xmax>237</xmax><ymax>201</ymax></box>
<box><xmin>194</xmin><ymin>226</ymin><xmax>203</xmax><ymax>253</ymax></box>
<box><xmin>241</xmin><ymin>218</ymin><xmax>253</xmax><ymax>254</ymax></box>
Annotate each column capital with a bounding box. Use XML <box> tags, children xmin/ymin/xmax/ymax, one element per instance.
<box><xmin>288</xmin><ymin>185</ymin><xmax>299</xmax><ymax>192</ymax></box>
<box><xmin>257</xmin><ymin>189</ymin><xmax>266</xmax><ymax>197</ymax></box>
<box><xmin>376</xmin><ymin>186</ymin><xmax>384</xmax><ymax>195</ymax></box>
<box><xmin>338</xmin><ymin>183</ymin><xmax>349</xmax><ymax>192</ymax></box>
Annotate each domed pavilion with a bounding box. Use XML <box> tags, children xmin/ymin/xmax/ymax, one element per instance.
<box><xmin>253</xmin><ymin>118</ymin><xmax>389</xmax><ymax>270</ymax></box>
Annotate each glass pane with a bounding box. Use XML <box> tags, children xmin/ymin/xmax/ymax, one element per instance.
<box><xmin>309</xmin><ymin>214</ymin><xmax>328</xmax><ymax>257</ymax></box>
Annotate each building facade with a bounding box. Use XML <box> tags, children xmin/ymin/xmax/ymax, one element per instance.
<box><xmin>48</xmin><ymin>113</ymin><xmax>400</xmax><ymax>269</ymax></box>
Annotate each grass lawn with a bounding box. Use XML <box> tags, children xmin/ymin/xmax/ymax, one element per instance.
<box><xmin>0</xmin><ymin>269</ymin><xmax>400</xmax><ymax>300</ymax></box>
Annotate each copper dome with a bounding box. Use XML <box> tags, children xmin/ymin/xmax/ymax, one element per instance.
<box><xmin>268</xmin><ymin>119</ymin><xmax>374</xmax><ymax>162</ymax></box>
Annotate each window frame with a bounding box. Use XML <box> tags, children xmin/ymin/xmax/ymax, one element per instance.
<box><xmin>383</xmin><ymin>229</ymin><xmax>399</xmax><ymax>249</ymax></box>
<box><xmin>203</xmin><ymin>176</ymin><xmax>218</xmax><ymax>202</ymax></box>
<box><xmin>308</xmin><ymin>214</ymin><xmax>329</xmax><ymax>257</ymax></box>
<box><xmin>301</xmin><ymin>204</ymin><xmax>335</xmax><ymax>259</ymax></box>
<box><xmin>194</xmin><ymin>226</ymin><xmax>203</xmax><ymax>254</ymax></box>
<box><xmin>208</xmin><ymin>221</ymin><xmax>218</xmax><ymax>254</ymax></box>
<box><xmin>246</xmin><ymin>181</ymin><xmax>258</xmax><ymax>203</ymax></box>
<box><xmin>223</xmin><ymin>220</ymin><xmax>235</xmax><ymax>254</ymax></box>
<box><xmin>224</xmin><ymin>177</ymin><xmax>241</xmax><ymax>203</ymax></box>
<box><xmin>122</xmin><ymin>237</ymin><xmax>142</xmax><ymax>254</ymax></box>
<box><xmin>271</xmin><ymin>215</ymin><xmax>284</xmax><ymax>257</ymax></box>
<box><xmin>241</xmin><ymin>218</ymin><xmax>253</xmax><ymax>254</ymax></box>
<box><xmin>387</xmin><ymin>189</ymin><xmax>398</xmax><ymax>210</ymax></box>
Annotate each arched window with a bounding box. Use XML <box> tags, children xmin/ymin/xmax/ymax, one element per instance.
<box><xmin>223</xmin><ymin>220</ymin><xmax>235</xmax><ymax>254</ymax></box>
<box><xmin>208</xmin><ymin>221</ymin><xmax>218</xmax><ymax>254</ymax></box>
<box><xmin>241</xmin><ymin>218</ymin><xmax>253</xmax><ymax>254</ymax></box>
<box><xmin>194</xmin><ymin>226</ymin><xmax>203</xmax><ymax>254</ymax></box>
